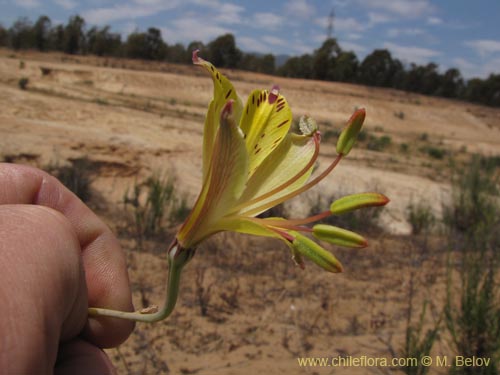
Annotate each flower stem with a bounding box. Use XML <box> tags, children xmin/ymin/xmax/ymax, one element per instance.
<box><xmin>88</xmin><ymin>240</ymin><xmax>194</xmax><ymax>323</ymax></box>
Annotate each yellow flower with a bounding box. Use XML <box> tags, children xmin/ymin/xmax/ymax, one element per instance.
<box><xmin>88</xmin><ymin>51</ymin><xmax>389</xmax><ymax>323</ymax></box>
<box><xmin>175</xmin><ymin>51</ymin><xmax>389</xmax><ymax>272</ymax></box>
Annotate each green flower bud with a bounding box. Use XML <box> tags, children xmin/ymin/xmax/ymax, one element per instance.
<box><xmin>336</xmin><ymin>108</ymin><xmax>365</xmax><ymax>156</ymax></box>
<box><xmin>312</xmin><ymin>224</ymin><xmax>367</xmax><ymax>248</ymax></box>
<box><xmin>292</xmin><ymin>232</ymin><xmax>343</xmax><ymax>273</ymax></box>
<box><xmin>330</xmin><ymin>192</ymin><xmax>390</xmax><ymax>215</ymax></box>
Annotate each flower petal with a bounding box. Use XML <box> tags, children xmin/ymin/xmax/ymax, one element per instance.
<box><xmin>239</xmin><ymin>87</ymin><xmax>292</xmax><ymax>177</ymax></box>
<box><xmin>192</xmin><ymin>50</ymin><xmax>243</xmax><ymax>180</ymax></box>
<box><xmin>234</xmin><ymin>133</ymin><xmax>317</xmax><ymax>216</ymax></box>
<box><xmin>177</xmin><ymin>100</ymin><xmax>248</xmax><ymax>247</ymax></box>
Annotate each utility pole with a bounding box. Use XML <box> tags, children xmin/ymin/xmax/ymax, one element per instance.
<box><xmin>327</xmin><ymin>8</ymin><xmax>335</xmax><ymax>40</ymax></box>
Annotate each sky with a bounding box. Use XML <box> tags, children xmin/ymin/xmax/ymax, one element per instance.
<box><xmin>1</xmin><ymin>0</ymin><xmax>500</xmax><ymax>79</ymax></box>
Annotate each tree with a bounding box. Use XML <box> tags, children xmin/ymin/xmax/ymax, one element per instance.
<box><xmin>64</xmin><ymin>15</ymin><xmax>85</xmax><ymax>54</ymax></box>
<box><xmin>240</xmin><ymin>53</ymin><xmax>275</xmax><ymax>74</ymax></box>
<box><xmin>358</xmin><ymin>49</ymin><xmax>401</xmax><ymax>87</ymax></box>
<box><xmin>33</xmin><ymin>15</ymin><xmax>51</xmax><ymax>51</ymax></box>
<box><xmin>87</xmin><ymin>26</ymin><xmax>122</xmax><ymax>56</ymax></box>
<box><xmin>436</xmin><ymin>68</ymin><xmax>464</xmax><ymax>98</ymax></box>
<box><xmin>278</xmin><ymin>54</ymin><xmax>313</xmax><ymax>79</ymax></box>
<box><xmin>9</xmin><ymin>17</ymin><xmax>34</xmax><ymax>50</ymax></box>
<box><xmin>125</xmin><ymin>28</ymin><xmax>167</xmax><ymax>60</ymax></box>
<box><xmin>0</xmin><ymin>24</ymin><xmax>8</xmax><ymax>46</ymax></box>
<box><xmin>49</xmin><ymin>24</ymin><xmax>65</xmax><ymax>52</ymax></box>
<box><xmin>207</xmin><ymin>34</ymin><xmax>241</xmax><ymax>68</ymax></box>
<box><xmin>312</xmin><ymin>38</ymin><xmax>341</xmax><ymax>80</ymax></box>
<box><xmin>332</xmin><ymin>51</ymin><xmax>358</xmax><ymax>82</ymax></box>
<box><xmin>166</xmin><ymin>43</ymin><xmax>187</xmax><ymax>63</ymax></box>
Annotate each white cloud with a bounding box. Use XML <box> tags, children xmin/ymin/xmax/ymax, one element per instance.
<box><xmin>262</xmin><ymin>35</ymin><xmax>287</xmax><ymax>47</ymax></box>
<box><xmin>383</xmin><ymin>42</ymin><xmax>441</xmax><ymax>64</ymax></box>
<box><xmin>285</xmin><ymin>0</ymin><xmax>315</xmax><ymax>19</ymax></box>
<box><xmin>252</xmin><ymin>12</ymin><xmax>284</xmax><ymax>30</ymax></box>
<box><xmin>334</xmin><ymin>17</ymin><xmax>366</xmax><ymax>33</ymax></box>
<box><xmin>161</xmin><ymin>17</ymin><xmax>230</xmax><ymax>44</ymax></box>
<box><xmin>83</xmin><ymin>1</ymin><xmax>181</xmax><ymax>24</ymax></box>
<box><xmin>238</xmin><ymin>36</ymin><xmax>269</xmax><ymax>53</ymax></box>
<box><xmin>15</xmin><ymin>0</ymin><xmax>40</xmax><ymax>8</ymax></box>
<box><xmin>387</xmin><ymin>28</ymin><xmax>425</xmax><ymax>38</ymax></box>
<box><xmin>340</xmin><ymin>41</ymin><xmax>367</xmax><ymax>55</ymax></box>
<box><xmin>53</xmin><ymin>0</ymin><xmax>77</xmax><ymax>10</ymax></box>
<box><xmin>367</xmin><ymin>12</ymin><xmax>392</xmax><ymax>26</ymax></box>
<box><xmin>215</xmin><ymin>3</ymin><xmax>244</xmax><ymax>24</ymax></box>
<box><xmin>356</xmin><ymin>0</ymin><xmax>434</xmax><ymax>18</ymax></box>
<box><xmin>452</xmin><ymin>56</ymin><xmax>500</xmax><ymax>79</ymax></box>
<box><xmin>465</xmin><ymin>39</ymin><xmax>500</xmax><ymax>57</ymax></box>
<box><xmin>427</xmin><ymin>16</ymin><xmax>442</xmax><ymax>25</ymax></box>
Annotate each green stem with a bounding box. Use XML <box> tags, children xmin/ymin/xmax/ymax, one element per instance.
<box><xmin>88</xmin><ymin>240</ymin><xmax>194</xmax><ymax>323</ymax></box>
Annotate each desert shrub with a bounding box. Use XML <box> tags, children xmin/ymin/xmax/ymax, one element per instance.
<box><xmin>407</xmin><ymin>201</ymin><xmax>435</xmax><ymax>235</ymax></box>
<box><xmin>367</xmin><ymin>134</ymin><xmax>392</xmax><ymax>152</ymax></box>
<box><xmin>444</xmin><ymin>155</ymin><xmax>500</xmax><ymax>374</ymax></box>
<box><xmin>46</xmin><ymin>157</ymin><xmax>94</xmax><ymax>203</ymax></box>
<box><xmin>123</xmin><ymin>171</ymin><xmax>189</xmax><ymax>242</ymax></box>
<box><xmin>18</xmin><ymin>77</ymin><xmax>29</xmax><ymax>90</ymax></box>
<box><xmin>402</xmin><ymin>301</ymin><xmax>440</xmax><ymax>375</ymax></box>
<box><xmin>420</xmin><ymin>146</ymin><xmax>446</xmax><ymax>160</ymax></box>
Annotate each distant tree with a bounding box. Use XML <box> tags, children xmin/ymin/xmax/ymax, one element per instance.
<box><xmin>436</xmin><ymin>68</ymin><xmax>464</xmax><ymax>98</ymax></box>
<box><xmin>278</xmin><ymin>54</ymin><xmax>313</xmax><ymax>79</ymax></box>
<box><xmin>0</xmin><ymin>24</ymin><xmax>8</xmax><ymax>46</ymax></box>
<box><xmin>358</xmin><ymin>49</ymin><xmax>402</xmax><ymax>87</ymax></box>
<box><xmin>126</xmin><ymin>27</ymin><xmax>167</xmax><ymax>60</ymax></box>
<box><xmin>240</xmin><ymin>53</ymin><xmax>275</xmax><ymax>74</ymax></box>
<box><xmin>312</xmin><ymin>38</ymin><xmax>341</xmax><ymax>80</ymax></box>
<box><xmin>9</xmin><ymin>17</ymin><xmax>34</xmax><ymax>50</ymax></box>
<box><xmin>48</xmin><ymin>24</ymin><xmax>65</xmax><ymax>51</ymax></box>
<box><xmin>64</xmin><ymin>15</ymin><xmax>86</xmax><ymax>54</ymax></box>
<box><xmin>332</xmin><ymin>51</ymin><xmax>358</xmax><ymax>82</ymax></box>
<box><xmin>33</xmin><ymin>15</ymin><xmax>51</xmax><ymax>51</ymax></box>
<box><xmin>464</xmin><ymin>74</ymin><xmax>500</xmax><ymax>106</ymax></box>
<box><xmin>207</xmin><ymin>33</ymin><xmax>241</xmax><ymax>68</ymax></box>
<box><xmin>87</xmin><ymin>26</ymin><xmax>121</xmax><ymax>56</ymax></box>
<box><xmin>166</xmin><ymin>43</ymin><xmax>187</xmax><ymax>63</ymax></box>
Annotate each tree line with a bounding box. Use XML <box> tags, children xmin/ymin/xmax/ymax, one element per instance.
<box><xmin>1</xmin><ymin>15</ymin><xmax>499</xmax><ymax>107</ymax></box>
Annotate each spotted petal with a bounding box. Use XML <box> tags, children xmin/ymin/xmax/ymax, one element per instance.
<box><xmin>193</xmin><ymin>50</ymin><xmax>243</xmax><ymax>180</ymax></box>
<box><xmin>239</xmin><ymin>87</ymin><xmax>292</xmax><ymax>177</ymax></box>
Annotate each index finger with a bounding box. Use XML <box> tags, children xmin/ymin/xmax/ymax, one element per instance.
<box><xmin>0</xmin><ymin>162</ymin><xmax>134</xmax><ymax>348</ymax></box>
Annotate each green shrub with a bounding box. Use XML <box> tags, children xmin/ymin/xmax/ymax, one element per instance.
<box><xmin>123</xmin><ymin>171</ymin><xmax>190</xmax><ymax>242</ymax></box>
<box><xmin>367</xmin><ymin>134</ymin><xmax>392</xmax><ymax>152</ymax></box>
<box><xmin>407</xmin><ymin>201</ymin><xmax>435</xmax><ymax>235</ymax></box>
<box><xmin>18</xmin><ymin>77</ymin><xmax>29</xmax><ymax>90</ymax></box>
<box><xmin>444</xmin><ymin>155</ymin><xmax>500</xmax><ymax>374</ymax></box>
<box><xmin>46</xmin><ymin>157</ymin><xmax>94</xmax><ymax>203</ymax></box>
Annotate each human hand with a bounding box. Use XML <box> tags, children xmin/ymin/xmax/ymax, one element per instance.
<box><xmin>0</xmin><ymin>163</ymin><xmax>134</xmax><ymax>374</ymax></box>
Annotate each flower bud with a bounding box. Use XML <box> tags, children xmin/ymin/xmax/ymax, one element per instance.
<box><xmin>312</xmin><ymin>224</ymin><xmax>367</xmax><ymax>248</ymax></box>
<box><xmin>336</xmin><ymin>108</ymin><xmax>365</xmax><ymax>156</ymax></box>
<box><xmin>330</xmin><ymin>192</ymin><xmax>389</xmax><ymax>215</ymax></box>
<box><xmin>292</xmin><ymin>232</ymin><xmax>343</xmax><ymax>273</ymax></box>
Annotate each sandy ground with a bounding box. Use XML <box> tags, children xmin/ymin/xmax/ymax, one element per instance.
<box><xmin>1</xmin><ymin>49</ymin><xmax>499</xmax><ymax>374</ymax></box>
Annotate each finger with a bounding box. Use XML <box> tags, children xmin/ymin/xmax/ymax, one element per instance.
<box><xmin>0</xmin><ymin>205</ymin><xmax>87</xmax><ymax>373</ymax></box>
<box><xmin>55</xmin><ymin>338</ymin><xmax>116</xmax><ymax>375</ymax></box>
<box><xmin>0</xmin><ymin>163</ymin><xmax>134</xmax><ymax>347</ymax></box>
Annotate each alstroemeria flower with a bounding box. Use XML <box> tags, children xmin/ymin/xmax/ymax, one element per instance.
<box><xmin>88</xmin><ymin>51</ymin><xmax>389</xmax><ymax>323</ymax></box>
<box><xmin>174</xmin><ymin>51</ymin><xmax>389</xmax><ymax>272</ymax></box>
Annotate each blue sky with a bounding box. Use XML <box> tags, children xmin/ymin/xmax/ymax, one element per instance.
<box><xmin>2</xmin><ymin>0</ymin><xmax>500</xmax><ymax>79</ymax></box>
